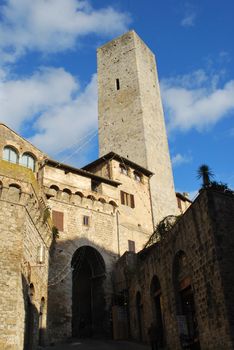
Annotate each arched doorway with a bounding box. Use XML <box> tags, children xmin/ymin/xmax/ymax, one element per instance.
<box><xmin>71</xmin><ymin>246</ymin><xmax>106</xmax><ymax>338</ymax></box>
<box><xmin>173</xmin><ymin>251</ymin><xmax>200</xmax><ymax>349</ymax></box>
<box><xmin>150</xmin><ymin>275</ymin><xmax>164</xmax><ymax>346</ymax></box>
<box><xmin>136</xmin><ymin>291</ymin><xmax>143</xmax><ymax>341</ymax></box>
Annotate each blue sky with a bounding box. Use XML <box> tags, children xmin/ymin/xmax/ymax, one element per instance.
<box><xmin>0</xmin><ymin>0</ymin><xmax>234</xmax><ymax>198</ymax></box>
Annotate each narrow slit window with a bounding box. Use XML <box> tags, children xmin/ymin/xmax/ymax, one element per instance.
<box><xmin>83</xmin><ymin>215</ymin><xmax>90</xmax><ymax>226</ymax></box>
<box><xmin>116</xmin><ymin>78</ymin><xmax>120</xmax><ymax>90</ymax></box>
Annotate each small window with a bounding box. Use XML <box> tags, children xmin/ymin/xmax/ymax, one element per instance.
<box><xmin>134</xmin><ymin>172</ymin><xmax>142</xmax><ymax>182</ymax></box>
<box><xmin>21</xmin><ymin>153</ymin><xmax>36</xmax><ymax>171</ymax></box>
<box><xmin>83</xmin><ymin>215</ymin><xmax>90</xmax><ymax>226</ymax></box>
<box><xmin>91</xmin><ymin>180</ymin><xmax>100</xmax><ymax>192</ymax></box>
<box><xmin>177</xmin><ymin>197</ymin><xmax>182</xmax><ymax>210</ymax></box>
<box><xmin>116</xmin><ymin>78</ymin><xmax>120</xmax><ymax>90</ymax></box>
<box><xmin>3</xmin><ymin>146</ymin><xmax>19</xmax><ymax>164</ymax></box>
<box><xmin>119</xmin><ymin>164</ymin><xmax>128</xmax><ymax>175</ymax></box>
<box><xmin>120</xmin><ymin>191</ymin><xmax>135</xmax><ymax>208</ymax></box>
<box><xmin>52</xmin><ymin>210</ymin><xmax>64</xmax><ymax>232</ymax></box>
<box><xmin>128</xmin><ymin>240</ymin><xmax>135</xmax><ymax>253</ymax></box>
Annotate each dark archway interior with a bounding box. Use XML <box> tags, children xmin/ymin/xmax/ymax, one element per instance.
<box><xmin>150</xmin><ymin>276</ymin><xmax>164</xmax><ymax>346</ymax></box>
<box><xmin>173</xmin><ymin>251</ymin><xmax>200</xmax><ymax>349</ymax></box>
<box><xmin>136</xmin><ymin>292</ymin><xmax>142</xmax><ymax>341</ymax></box>
<box><xmin>71</xmin><ymin>246</ymin><xmax>106</xmax><ymax>338</ymax></box>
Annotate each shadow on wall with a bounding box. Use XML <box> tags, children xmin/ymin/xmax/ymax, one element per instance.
<box><xmin>46</xmin><ymin>236</ymin><xmax>119</xmax><ymax>345</ymax></box>
<box><xmin>22</xmin><ymin>275</ymin><xmax>40</xmax><ymax>350</ymax></box>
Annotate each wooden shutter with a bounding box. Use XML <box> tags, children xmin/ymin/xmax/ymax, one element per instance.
<box><xmin>130</xmin><ymin>194</ymin><xmax>135</xmax><ymax>208</ymax></box>
<box><xmin>120</xmin><ymin>191</ymin><xmax>125</xmax><ymax>205</ymax></box>
<box><xmin>52</xmin><ymin>210</ymin><xmax>64</xmax><ymax>232</ymax></box>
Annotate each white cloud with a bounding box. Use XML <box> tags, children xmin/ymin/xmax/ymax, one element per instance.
<box><xmin>0</xmin><ymin>0</ymin><xmax>130</xmax><ymax>63</ymax></box>
<box><xmin>161</xmin><ymin>69</ymin><xmax>234</xmax><ymax>131</ymax></box>
<box><xmin>30</xmin><ymin>73</ymin><xmax>98</xmax><ymax>155</ymax></box>
<box><xmin>172</xmin><ymin>153</ymin><xmax>192</xmax><ymax>167</ymax></box>
<box><xmin>0</xmin><ymin>66</ymin><xmax>98</xmax><ymax>156</ymax></box>
<box><xmin>181</xmin><ymin>12</ymin><xmax>196</xmax><ymax>27</ymax></box>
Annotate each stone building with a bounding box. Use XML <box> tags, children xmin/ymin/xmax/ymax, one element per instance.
<box><xmin>0</xmin><ymin>30</ymin><xmax>233</xmax><ymax>350</ymax></box>
<box><xmin>113</xmin><ymin>189</ymin><xmax>234</xmax><ymax>350</ymax></box>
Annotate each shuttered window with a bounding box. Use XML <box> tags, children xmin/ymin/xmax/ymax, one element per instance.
<box><xmin>52</xmin><ymin>210</ymin><xmax>64</xmax><ymax>232</ymax></box>
<box><xmin>120</xmin><ymin>191</ymin><xmax>135</xmax><ymax>208</ymax></box>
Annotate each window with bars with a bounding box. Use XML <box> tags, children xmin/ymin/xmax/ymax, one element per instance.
<box><xmin>120</xmin><ymin>191</ymin><xmax>135</xmax><ymax>208</ymax></box>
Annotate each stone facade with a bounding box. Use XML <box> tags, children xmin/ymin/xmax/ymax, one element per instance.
<box><xmin>113</xmin><ymin>189</ymin><xmax>234</xmax><ymax>350</ymax></box>
<box><xmin>0</xmin><ymin>123</ymin><xmax>155</xmax><ymax>348</ymax></box>
<box><xmin>0</xmin><ymin>30</ymin><xmax>233</xmax><ymax>350</ymax></box>
<box><xmin>0</xmin><ymin>153</ymin><xmax>52</xmax><ymax>350</ymax></box>
<box><xmin>98</xmin><ymin>31</ymin><xmax>178</xmax><ymax>224</ymax></box>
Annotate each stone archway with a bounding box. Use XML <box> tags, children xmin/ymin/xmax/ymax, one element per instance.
<box><xmin>71</xmin><ymin>246</ymin><xmax>106</xmax><ymax>338</ymax></box>
<box><xmin>173</xmin><ymin>251</ymin><xmax>200</xmax><ymax>350</ymax></box>
<box><xmin>150</xmin><ymin>275</ymin><xmax>164</xmax><ymax>346</ymax></box>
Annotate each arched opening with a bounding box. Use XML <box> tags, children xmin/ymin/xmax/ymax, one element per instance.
<box><xmin>38</xmin><ymin>297</ymin><xmax>45</xmax><ymax>346</ymax></box>
<box><xmin>71</xmin><ymin>246</ymin><xmax>106</xmax><ymax>338</ymax></box>
<box><xmin>87</xmin><ymin>195</ymin><xmax>96</xmax><ymax>201</ymax></box>
<box><xmin>9</xmin><ymin>183</ymin><xmax>21</xmax><ymax>200</ymax></box>
<box><xmin>75</xmin><ymin>191</ymin><xmax>84</xmax><ymax>198</ymax></box>
<box><xmin>48</xmin><ymin>185</ymin><xmax>59</xmax><ymax>198</ymax></box>
<box><xmin>173</xmin><ymin>251</ymin><xmax>200</xmax><ymax>349</ymax></box>
<box><xmin>98</xmin><ymin>197</ymin><xmax>106</xmax><ymax>204</ymax></box>
<box><xmin>136</xmin><ymin>291</ymin><xmax>143</xmax><ymax>341</ymax></box>
<box><xmin>62</xmin><ymin>188</ymin><xmax>71</xmax><ymax>201</ymax></box>
<box><xmin>21</xmin><ymin>153</ymin><xmax>36</xmax><ymax>171</ymax></box>
<box><xmin>3</xmin><ymin>145</ymin><xmax>19</xmax><ymax>164</ymax></box>
<box><xmin>150</xmin><ymin>275</ymin><xmax>164</xmax><ymax>347</ymax></box>
<box><xmin>109</xmin><ymin>200</ymin><xmax>118</xmax><ymax>207</ymax></box>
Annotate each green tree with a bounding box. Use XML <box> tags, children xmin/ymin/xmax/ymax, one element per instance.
<box><xmin>197</xmin><ymin>164</ymin><xmax>214</xmax><ymax>187</ymax></box>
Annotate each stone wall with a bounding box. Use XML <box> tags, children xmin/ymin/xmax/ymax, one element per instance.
<box><xmin>0</xmin><ymin>161</ymin><xmax>52</xmax><ymax>350</ymax></box>
<box><xmin>113</xmin><ymin>189</ymin><xmax>234</xmax><ymax>350</ymax></box>
<box><xmin>97</xmin><ymin>31</ymin><xmax>178</xmax><ymax>225</ymax></box>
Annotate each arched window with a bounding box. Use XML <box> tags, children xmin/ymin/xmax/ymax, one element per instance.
<box><xmin>21</xmin><ymin>153</ymin><xmax>36</xmax><ymax>171</ymax></box>
<box><xmin>3</xmin><ymin>146</ymin><xmax>19</xmax><ymax>164</ymax></box>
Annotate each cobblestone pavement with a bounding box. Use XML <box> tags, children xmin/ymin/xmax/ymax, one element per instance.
<box><xmin>43</xmin><ymin>339</ymin><xmax>150</xmax><ymax>350</ymax></box>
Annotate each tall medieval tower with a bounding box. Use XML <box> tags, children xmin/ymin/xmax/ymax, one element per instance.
<box><xmin>97</xmin><ymin>30</ymin><xmax>178</xmax><ymax>224</ymax></box>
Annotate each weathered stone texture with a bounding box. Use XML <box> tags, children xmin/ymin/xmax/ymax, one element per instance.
<box><xmin>113</xmin><ymin>190</ymin><xmax>234</xmax><ymax>350</ymax></box>
<box><xmin>98</xmin><ymin>31</ymin><xmax>178</xmax><ymax>225</ymax></box>
<box><xmin>0</xmin><ymin>156</ymin><xmax>51</xmax><ymax>350</ymax></box>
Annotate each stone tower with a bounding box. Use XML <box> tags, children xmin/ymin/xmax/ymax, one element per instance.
<box><xmin>97</xmin><ymin>30</ymin><xmax>178</xmax><ymax>224</ymax></box>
